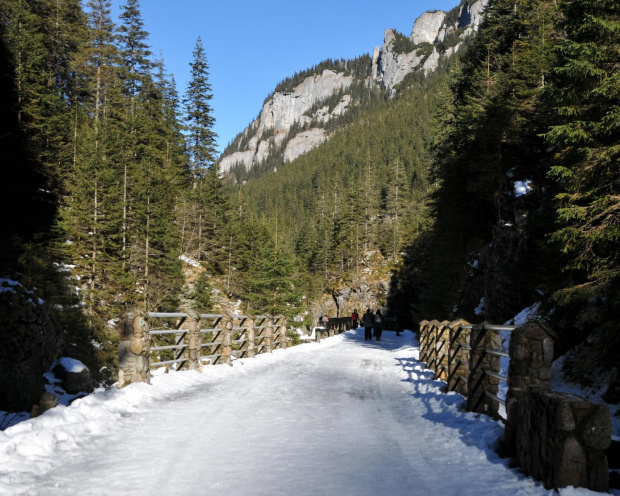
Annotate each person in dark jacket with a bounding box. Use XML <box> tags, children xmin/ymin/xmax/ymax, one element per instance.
<box><xmin>362</xmin><ymin>308</ymin><xmax>374</xmax><ymax>341</ymax></box>
<box><xmin>373</xmin><ymin>309</ymin><xmax>383</xmax><ymax>341</ymax></box>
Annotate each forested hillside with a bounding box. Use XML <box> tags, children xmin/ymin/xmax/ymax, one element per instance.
<box><xmin>0</xmin><ymin>0</ymin><xmax>249</xmax><ymax>391</ymax></box>
<box><xmin>0</xmin><ymin>0</ymin><xmax>618</xmax><ymax>412</ymax></box>
<box><xmin>409</xmin><ymin>0</ymin><xmax>619</xmax><ymax>379</ymax></box>
<box><xmin>237</xmin><ymin>0</ymin><xmax>620</xmax><ymax>382</ymax></box>
<box><xmin>231</xmin><ymin>68</ymin><xmax>448</xmax><ymax>292</ymax></box>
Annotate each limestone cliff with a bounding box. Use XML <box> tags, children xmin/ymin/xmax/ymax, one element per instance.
<box><xmin>372</xmin><ymin>0</ymin><xmax>490</xmax><ymax>93</ymax></box>
<box><xmin>219</xmin><ymin>69</ymin><xmax>353</xmax><ymax>174</ymax></box>
<box><xmin>219</xmin><ymin>0</ymin><xmax>489</xmax><ymax>178</ymax></box>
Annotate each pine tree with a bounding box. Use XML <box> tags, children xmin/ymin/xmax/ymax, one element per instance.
<box><xmin>181</xmin><ymin>37</ymin><xmax>221</xmax><ymax>265</ymax></box>
<box><xmin>184</xmin><ymin>37</ymin><xmax>217</xmax><ymax>177</ymax></box>
<box><xmin>59</xmin><ymin>0</ymin><xmax>124</xmax><ymax>325</ymax></box>
<box><xmin>243</xmin><ymin>221</ymin><xmax>301</xmax><ymax>317</ymax></box>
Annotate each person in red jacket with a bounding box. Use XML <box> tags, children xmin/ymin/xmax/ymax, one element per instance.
<box><xmin>351</xmin><ymin>309</ymin><xmax>359</xmax><ymax>329</ymax></box>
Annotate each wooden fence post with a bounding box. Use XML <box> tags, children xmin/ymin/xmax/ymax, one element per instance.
<box><xmin>422</xmin><ymin>319</ymin><xmax>439</xmax><ymax>366</ymax></box>
<box><xmin>447</xmin><ymin>319</ymin><xmax>471</xmax><ymax>396</ymax></box>
<box><xmin>418</xmin><ymin>320</ymin><xmax>430</xmax><ymax>363</ymax></box>
<box><xmin>117</xmin><ymin>306</ymin><xmax>150</xmax><ymax>388</ymax></box>
<box><xmin>429</xmin><ymin>320</ymin><xmax>441</xmax><ymax>373</ymax></box>
<box><xmin>434</xmin><ymin>321</ymin><xmax>450</xmax><ymax>380</ymax></box>
<box><xmin>246</xmin><ymin>317</ymin><xmax>255</xmax><ymax>358</ymax></box>
<box><xmin>265</xmin><ymin>317</ymin><xmax>273</xmax><ymax>353</ymax></box>
<box><xmin>220</xmin><ymin>317</ymin><xmax>233</xmax><ymax>366</ymax></box>
<box><xmin>278</xmin><ymin>319</ymin><xmax>287</xmax><ymax>350</ymax></box>
<box><xmin>182</xmin><ymin>309</ymin><xmax>201</xmax><ymax>372</ymax></box>
<box><xmin>467</xmin><ymin>322</ymin><xmax>501</xmax><ymax>417</ymax></box>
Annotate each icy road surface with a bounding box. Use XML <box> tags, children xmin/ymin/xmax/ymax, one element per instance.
<box><xmin>0</xmin><ymin>329</ymin><xmax>604</xmax><ymax>495</ymax></box>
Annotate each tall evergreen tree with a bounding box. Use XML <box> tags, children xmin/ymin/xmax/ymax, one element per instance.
<box><xmin>545</xmin><ymin>0</ymin><xmax>620</xmax><ymax>315</ymax></box>
<box><xmin>184</xmin><ymin>37</ymin><xmax>217</xmax><ymax>176</ymax></box>
<box><xmin>182</xmin><ymin>37</ymin><xmax>224</xmax><ymax>267</ymax></box>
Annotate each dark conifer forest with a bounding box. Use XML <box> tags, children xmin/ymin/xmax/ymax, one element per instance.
<box><xmin>0</xmin><ymin>0</ymin><xmax>618</xmax><ymax>387</ymax></box>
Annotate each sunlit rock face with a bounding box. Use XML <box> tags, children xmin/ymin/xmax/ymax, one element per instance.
<box><xmin>372</xmin><ymin>0</ymin><xmax>490</xmax><ymax>94</ymax></box>
<box><xmin>219</xmin><ymin>70</ymin><xmax>352</xmax><ymax>173</ymax></box>
<box><xmin>219</xmin><ymin>0</ymin><xmax>491</xmax><ymax>175</ymax></box>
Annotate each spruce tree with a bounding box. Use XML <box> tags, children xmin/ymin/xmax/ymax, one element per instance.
<box><xmin>182</xmin><ymin>37</ymin><xmax>220</xmax><ymax>264</ymax></box>
<box><xmin>545</xmin><ymin>0</ymin><xmax>620</xmax><ymax>311</ymax></box>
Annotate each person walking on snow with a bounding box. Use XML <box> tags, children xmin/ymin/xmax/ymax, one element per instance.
<box><xmin>373</xmin><ymin>309</ymin><xmax>383</xmax><ymax>341</ymax></box>
<box><xmin>351</xmin><ymin>309</ymin><xmax>359</xmax><ymax>329</ymax></box>
<box><xmin>362</xmin><ymin>309</ymin><xmax>374</xmax><ymax>341</ymax></box>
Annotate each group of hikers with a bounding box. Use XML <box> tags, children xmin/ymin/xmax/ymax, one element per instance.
<box><xmin>351</xmin><ymin>308</ymin><xmax>385</xmax><ymax>341</ymax></box>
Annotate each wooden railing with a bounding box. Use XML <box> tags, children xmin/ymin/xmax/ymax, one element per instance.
<box><xmin>419</xmin><ymin>318</ymin><xmax>612</xmax><ymax>492</ymax></box>
<box><xmin>419</xmin><ymin>319</ymin><xmax>515</xmax><ymax>418</ymax></box>
<box><xmin>314</xmin><ymin>317</ymin><xmax>351</xmax><ymax>342</ymax></box>
<box><xmin>117</xmin><ymin>307</ymin><xmax>288</xmax><ymax>386</ymax></box>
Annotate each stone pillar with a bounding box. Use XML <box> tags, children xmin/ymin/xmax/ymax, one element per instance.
<box><xmin>505</xmin><ymin>320</ymin><xmax>556</xmax><ymax>455</ymax></box>
<box><xmin>182</xmin><ymin>309</ymin><xmax>201</xmax><ymax>371</ymax></box>
<box><xmin>513</xmin><ymin>387</ymin><xmax>610</xmax><ymax>492</ymax></box>
<box><xmin>265</xmin><ymin>317</ymin><xmax>273</xmax><ymax>353</ymax></box>
<box><xmin>447</xmin><ymin>319</ymin><xmax>471</xmax><ymax>396</ymax></box>
<box><xmin>117</xmin><ymin>306</ymin><xmax>150</xmax><ymax>388</ymax></box>
<box><xmin>466</xmin><ymin>322</ymin><xmax>501</xmax><ymax>416</ymax></box>
<box><xmin>246</xmin><ymin>318</ymin><xmax>256</xmax><ymax>358</ymax></box>
<box><xmin>434</xmin><ymin>321</ymin><xmax>450</xmax><ymax>380</ymax></box>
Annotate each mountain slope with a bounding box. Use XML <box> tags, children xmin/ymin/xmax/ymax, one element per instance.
<box><xmin>218</xmin><ymin>0</ymin><xmax>489</xmax><ymax>180</ymax></box>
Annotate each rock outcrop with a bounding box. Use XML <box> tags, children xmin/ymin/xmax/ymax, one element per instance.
<box><xmin>219</xmin><ymin>70</ymin><xmax>353</xmax><ymax>173</ymax></box>
<box><xmin>283</xmin><ymin>128</ymin><xmax>327</xmax><ymax>163</ymax></box>
<box><xmin>411</xmin><ymin>11</ymin><xmax>447</xmax><ymax>45</ymax></box>
<box><xmin>0</xmin><ymin>277</ymin><xmax>60</xmax><ymax>411</ymax></box>
<box><xmin>372</xmin><ymin>0</ymin><xmax>490</xmax><ymax>94</ymax></box>
<box><xmin>51</xmin><ymin>357</ymin><xmax>93</xmax><ymax>395</ymax></box>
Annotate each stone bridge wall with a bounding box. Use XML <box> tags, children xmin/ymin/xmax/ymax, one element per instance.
<box><xmin>419</xmin><ymin>319</ymin><xmax>611</xmax><ymax>492</ymax></box>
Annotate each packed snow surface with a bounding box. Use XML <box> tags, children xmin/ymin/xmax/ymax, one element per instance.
<box><xmin>0</xmin><ymin>329</ymin><xmax>614</xmax><ymax>495</ymax></box>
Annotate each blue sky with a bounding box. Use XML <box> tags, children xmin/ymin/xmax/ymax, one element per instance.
<box><xmin>112</xmin><ymin>0</ymin><xmax>459</xmax><ymax>154</ymax></box>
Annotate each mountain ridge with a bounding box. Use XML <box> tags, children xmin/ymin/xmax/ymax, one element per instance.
<box><xmin>218</xmin><ymin>0</ymin><xmax>489</xmax><ymax>179</ymax></box>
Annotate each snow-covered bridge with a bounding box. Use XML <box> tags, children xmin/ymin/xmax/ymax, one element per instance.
<box><xmin>0</xmin><ymin>329</ymin><xmax>592</xmax><ymax>495</ymax></box>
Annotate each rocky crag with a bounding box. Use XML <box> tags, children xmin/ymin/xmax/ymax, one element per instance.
<box><xmin>219</xmin><ymin>0</ymin><xmax>489</xmax><ymax>177</ymax></box>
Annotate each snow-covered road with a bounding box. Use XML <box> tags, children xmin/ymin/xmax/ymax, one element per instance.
<box><xmin>0</xmin><ymin>329</ymin><xmax>604</xmax><ymax>495</ymax></box>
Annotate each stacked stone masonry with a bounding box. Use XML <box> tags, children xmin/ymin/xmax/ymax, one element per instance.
<box><xmin>419</xmin><ymin>319</ymin><xmax>612</xmax><ymax>492</ymax></box>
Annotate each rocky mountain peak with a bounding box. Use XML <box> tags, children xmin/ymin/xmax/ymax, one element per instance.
<box><xmin>219</xmin><ymin>0</ymin><xmax>490</xmax><ymax>180</ymax></box>
<box><xmin>372</xmin><ymin>0</ymin><xmax>490</xmax><ymax>93</ymax></box>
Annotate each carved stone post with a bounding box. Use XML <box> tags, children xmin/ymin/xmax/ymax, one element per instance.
<box><xmin>245</xmin><ymin>317</ymin><xmax>255</xmax><ymax>358</ymax></box>
<box><xmin>183</xmin><ymin>309</ymin><xmax>201</xmax><ymax>372</ymax></box>
<box><xmin>265</xmin><ymin>317</ymin><xmax>273</xmax><ymax>353</ymax></box>
<box><xmin>117</xmin><ymin>306</ymin><xmax>150</xmax><ymax>388</ymax></box>
<box><xmin>447</xmin><ymin>319</ymin><xmax>471</xmax><ymax>396</ymax></box>
<box><xmin>467</xmin><ymin>322</ymin><xmax>501</xmax><ymax>417</ymax></box>
<box><xmin>505</xmin><ymin>320</ymin><xmax>556</xmax><ymax>456</ymax></box>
